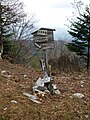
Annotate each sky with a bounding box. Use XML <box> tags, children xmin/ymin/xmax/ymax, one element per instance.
<box><xmin>21</xmin><ymin>0</ymin><xmax>90</xmax><ymax>40</ymax></box>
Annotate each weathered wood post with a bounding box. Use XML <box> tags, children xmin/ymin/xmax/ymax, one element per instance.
<box><xmin>32</xmin><ymin>28</ymin><xmax>55</xmax><ymax>74</ymax></box>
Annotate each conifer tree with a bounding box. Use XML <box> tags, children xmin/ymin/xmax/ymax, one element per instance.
<box><xmin>67</xmin><ymin>6</ymin><xmax>90</xmax><ymax>70</ymax></box>
<box><xmin>0</xmin><ymin>0</ymin><xmax>25</xmax><ymax>59</ymax></box>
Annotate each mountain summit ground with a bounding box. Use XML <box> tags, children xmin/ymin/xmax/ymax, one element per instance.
<box><xmin>0</xmin><ymin>60</ymin><xmax>90</xmax><ymax>120</ymax></box>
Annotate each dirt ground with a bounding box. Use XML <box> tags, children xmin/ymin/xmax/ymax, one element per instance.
<box><xmin>0</xmin><ymin>59</ymin><xmax>90</xmax><ymax>120</ymax></box>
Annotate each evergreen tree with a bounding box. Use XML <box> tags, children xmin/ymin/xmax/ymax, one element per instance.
<box><xmin>67</xmin><ymin>6</ymin><xmax>90</xmax><ymax>70</ymax></box>
<box><xmin>0</xmin><ymin>0</ymin><xmax>25</xmax><ymax>59</ymax></box>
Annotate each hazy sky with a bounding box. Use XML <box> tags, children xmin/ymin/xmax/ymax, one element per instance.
<box><xmin>21</xmin><ymin>0</ymin><xmax>90</xmax><ymax>40</ymax></box>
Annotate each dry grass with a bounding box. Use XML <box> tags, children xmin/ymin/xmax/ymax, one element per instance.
<box><xmin>0</xmin><ymin>60</ymin><xmax>90</xmax><ymax>120</ymax></box>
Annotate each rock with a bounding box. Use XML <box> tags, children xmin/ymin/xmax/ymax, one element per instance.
<box><xmin>80</xmin><ymin>81</ymin><xmax>84</xmax><ymax>84</ymax></box>
<box><xmin>1</xmin><ymin>70</ymin><xmax>7</xmax><ymax>75</ymax></box>
<box><xmin>80</xmin><ymin>81</ymin><xmax>84</xmax><ymax>87</ymax></box>
<box><xmin>80</xmin><ymin>84</ymin><xmax>84</xmax><ymax>87</ymax></box>
<box><xmin>54</xmin><ymin>89</ymin><xmax>60</xmax><ymax>95</ymax></box>
<box><xmin>73</xmin><ymin>93</ymin><xmax>84</xmax><ymax>98</ymax></box>
<box><xmin>23</xmin><ymin>75</ymin><xmax>27</xmax><ymax>78</ymax></box>
<box><xmin>52</xmin><ymin>84</ymin><xmax>57</xmax><ymax>90</ymax></box>
<box><xmin>37</xmin><ymin>86</ymin><xmax>46</xmax><ymax>92</ymax></box>
<box><xmin>35</xmin><ymin>77</ymin><xmax>44</xmax><ymax>87</ymax></box>
<box><xmin>4</xmin><ymin>107</ymin><xmax>7</xmax><ymax>110</ymax></box>
<box><xmin>23</xmin><ymin>92</ymin><xmax>41</xmax><ymax>104</ymax></box>
<box><xmin>11</xmin><ymin>100</ymin><xmax>17</xmax><ymax>104</ymax></box>
<box><xmin>1</xmin><ymin>70</ymin><xmax>12</xmax><ymax>78</ymax></box>
<box><xmin>85</xmin><ymin>115</ymin><xmax>89</xmax><ymax>118</ymax></box>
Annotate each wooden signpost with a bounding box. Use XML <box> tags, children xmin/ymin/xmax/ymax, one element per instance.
<box><xmin>32</xmin><ymin>28</ymin><xmax>55</xmax><ymax>74</ymax></box>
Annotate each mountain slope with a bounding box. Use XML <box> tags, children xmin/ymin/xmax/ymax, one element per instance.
<box><xmin>0</xmin><ymin>59</ymin><xmax>90</xmax><ymax>120</ymax></box>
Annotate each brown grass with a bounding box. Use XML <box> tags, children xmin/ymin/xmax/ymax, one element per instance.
<box><xmin>0</xmin><ymin>60</ymin><xmax>90</xmax><ymax>120</ymax></box>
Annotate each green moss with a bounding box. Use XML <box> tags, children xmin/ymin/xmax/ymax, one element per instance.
<box><xmin>30</xmin><ymin>56</ymin><xmax>41</xmax><ymax>70</ymax></box>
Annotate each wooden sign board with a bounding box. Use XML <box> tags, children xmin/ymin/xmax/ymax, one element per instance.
<box><xmin>33</xmin><ymin>36</ymin><xmax>48</xmax><ymax>43</ymax></box>
<box><xmin>32</xmin><ymin>28</ymin><xmax>55</xmax><ymax>50</ymax></box>
<box><xmin>34</xmin><ymin>41</ymin><xmax>54</xmax><ymax>50</ymax></box>
<box><xmin>32</xmin><ymin>28</ymin><xmax>55</xmax><ymax>42</ymax></box>
<box><xmin>40</xmin><ymin>42</ymin><xmax>54</xmax><ymax>50</ymax></box>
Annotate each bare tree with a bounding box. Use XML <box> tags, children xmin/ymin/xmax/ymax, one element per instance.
<box><xmin>48</xmin><ymin>40</ymin><xmax>68</xmax><ymax>59</ymax></box>
<box><xmin>11</xmin><ymin>15</ymin><xmax>37</xmax><ymax>41</ymax></box>
<box><xmin>0</xmin><ymin>0</ymin><xmax>37</xmax><ymax>64</ymax></box>
<box><xmin>10</xmin><ymin>14</ymin><xmax>37</xmax><ymax>64</ymax></box>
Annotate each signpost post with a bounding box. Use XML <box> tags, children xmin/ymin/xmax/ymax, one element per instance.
<box><xmin>32</xmin><ymin>28</ymin><xmax>55</xmax><ymax>75</ymax></box>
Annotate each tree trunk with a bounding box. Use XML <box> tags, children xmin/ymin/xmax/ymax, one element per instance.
<box><xmin>87</xmin><ymin>40</ymin><xmax>90</xmax><ymax>70</ymax></box>
<box><xmin>0</xmin><ymin>24</ymin><xmax>3</xmax><ymax>59</ymax></box>
<box><xmin>0</xmin><ymin>38</ymin><xmax>3</xmax><ymax>59</ymax></box>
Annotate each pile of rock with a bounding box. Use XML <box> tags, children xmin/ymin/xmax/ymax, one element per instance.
<box><xmin>33</xmin><ymin>72</ymin><xmax>60</xmax><ymax>96</ymax></box>
<box><xmin>23</xmin><ymin>72</ymin><xmax>60</xmax><ymax>104</ymax></box>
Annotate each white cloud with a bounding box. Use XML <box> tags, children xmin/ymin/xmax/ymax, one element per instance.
<box><xmin>23</xmin><ymin>0</ymin><xmax>73</xmax><ymax>27</ymax></box>
<box><xmin>21</xmin><ymin>0</ymin><xmax>90</xmax><ymax>39</ymax></box>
